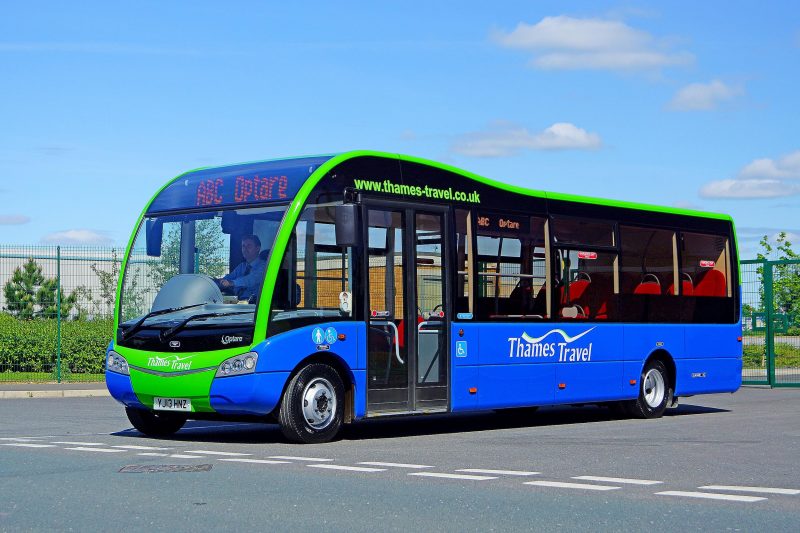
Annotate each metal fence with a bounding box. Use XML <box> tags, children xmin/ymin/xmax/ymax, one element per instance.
<box><xmin>741</xmin><ymin>259</ymin><xmax>800</xmax><ymax>387</ymax></box>
<box><xmin>0</xmin><ymin>245</ymin><xmax>122</xmax><ymax>382</ymax></box>
<box><xmin>2</xmin><ymin>245</ymin><xmax>799</xmax><ymax>386</ymax></box>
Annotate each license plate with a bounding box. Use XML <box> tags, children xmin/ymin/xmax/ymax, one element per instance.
<box><xmin>153</xmin><ymin>397</ymin><xmax>191</xmax><ymax>412</ymax></box>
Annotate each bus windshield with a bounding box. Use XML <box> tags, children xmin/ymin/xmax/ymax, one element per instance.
<box><xmin>118</xmin><ymin>205</ymin><xmax>288</xmax><ymax>336</ymax></box>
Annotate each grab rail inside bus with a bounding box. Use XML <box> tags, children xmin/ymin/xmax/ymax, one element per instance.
<box><xmin>370</xmin><ymin>320</ymin><xmax>403</xmax><ymax>364</ymax></box>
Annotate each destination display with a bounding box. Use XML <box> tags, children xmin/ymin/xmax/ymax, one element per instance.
<box><xmin>147</xmin><ymin>155</ymin><xmax>332</xmax><ymax>213</ymax></box>
<box><xmin>476</xmin><ymin>212</ymin><xmax>530</xmax><ymax>235</ymax></box>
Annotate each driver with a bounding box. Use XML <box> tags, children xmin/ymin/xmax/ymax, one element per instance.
<box><xmin>218</xmin><ymin>234</ymin><xmax>266</xmax><ymax>300</ymax></box>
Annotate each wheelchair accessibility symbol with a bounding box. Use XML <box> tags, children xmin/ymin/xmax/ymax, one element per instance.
<box><xmin>456</xmin><ymin>341</ymin><xmax>468</xmax><ymax>358</ymax></box>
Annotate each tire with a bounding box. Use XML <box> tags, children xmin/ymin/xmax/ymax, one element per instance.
<box><xmin>279</xmin><ymin>364</ymin><xmax>345</xmax><ymax>444</ymax></box>
<box><xmin>626</xmin><ymin>359</ymin><xmax>673</xmax><ymax>419</ymax></box>
<box><xmin>125</xmin><ymin>407</ymin><xmax>187</xmax><ymax>437</ymax></box>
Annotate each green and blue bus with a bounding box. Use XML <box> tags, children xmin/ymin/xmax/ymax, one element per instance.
<box><xmin>106</xmin><ymin>151</ymin><xmax>742</xmax><ymax>443</ymax></box>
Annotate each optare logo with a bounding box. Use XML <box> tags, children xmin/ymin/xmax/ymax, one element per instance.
<box><xmin>169</xmin><ymin>340</ymin><xmax>181</xmax><ymax>348</ymax></box>
<box><xmin>221</xmin><ymin>335</ymin><xmax>244</xmax><ymax>345</ymax></box>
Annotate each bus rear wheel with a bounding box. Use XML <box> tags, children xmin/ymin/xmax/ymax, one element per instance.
<box><xmin>626</xmin><ymin>359</ymin><xmax>673</xmax><ymax>419</ymax></box>
<box><xmin>125</xmin><ymin>407</ymin><xmax>187</xmax><ymax>437</ymax></box>
<box><xmin>279</xmin><ymin>363</ymin><xmax>344</xmax><ymax>444</ymax></box>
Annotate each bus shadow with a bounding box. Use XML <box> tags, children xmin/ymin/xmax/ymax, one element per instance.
<box><xmin>111</xmin><ymin>403</ymin><xmax>728</xmax><ymax>444</ymax></box>
<box><xmin>340</xmin><ymin>403</ymin><xmax>729</xmax><ymax>441</ymax></box>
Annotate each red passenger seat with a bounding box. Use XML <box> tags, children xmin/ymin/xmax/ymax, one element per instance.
<box><xmin>667</xmin><ymin>281</ymin><xmax>694</xmax><ymax>296</ymax></box>
<box><xmin>694</xmin><ymin>269</ymin><xmax>726</xmax><ymax>297</ymax></box>
<box><xmin>633</xmin><ymin>275</ymin><xmax>661</xmax><ymax>295</ymax></box>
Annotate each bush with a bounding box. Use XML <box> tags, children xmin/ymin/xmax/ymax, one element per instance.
<box><xmin>742</xmin><ymin>342</ymin><xmax>800</xmax><ymax>369</ymax></box>
<box><xmin>775</xmin><ymin>343</ymin><xmax>800</xmax><ymax>367</ymax></box>
<box><xmin>0</xmin><ymin>313</ymin><xmax>112</xmax><ymax>374</ymax></box>
<box><xmin>742</xmin><ymin>344</ymin><xmax>764</xmax><ymax>369</ymax></box>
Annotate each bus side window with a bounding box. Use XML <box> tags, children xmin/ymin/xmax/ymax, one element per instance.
<box><xmin>474</xmin><ymin>214</ymin><xmax>548</xmax><ymax>320</ymax></box>
<box><xmin>552</xmin><ymin>217</ymin><xmax>618</xmax><ymax>321</ymax></box>
<box><xmin>680</xmin><ymin>232</ymin><xmax>734</xmax><ymax>323</ymax></box>
<box><xmin>681</xmin><ymin>233</ymin><xmax>731</xmax><ymax>298</ymax></box>
<box><xmin>618</xmin><ymin>226</ymin><xmax>680</xmax><ymax>322</ymax></box>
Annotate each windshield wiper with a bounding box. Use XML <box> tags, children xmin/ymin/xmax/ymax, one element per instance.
<box><xmin>119</xmin><ymin>303</ymin><xmax>207</xmax><ymax>342</ymax></box>
<box><xmin>159</xmin><ymin>310</ymin><xmax>254</xmax><ymax>343</ymax></box>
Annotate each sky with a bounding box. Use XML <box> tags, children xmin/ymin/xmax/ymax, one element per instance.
<box><xmin>1</xmin><ymin>1</ymin><xmax>798</xmax><ymax>259</ymax></box>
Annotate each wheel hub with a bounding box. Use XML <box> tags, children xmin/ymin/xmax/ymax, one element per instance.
<box><xmin>301</xmin><ymin>378</ymin><xmax>337</xmax><ymax>430</ymax></box>
<box><xmin>643</xmin><ymin>368</ymin><xmax>665</xmax><ymax>408</ymax></box>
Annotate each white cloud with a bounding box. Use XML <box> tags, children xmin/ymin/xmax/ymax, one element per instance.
<box><xmin>668</xmin><ymin>80</ymin><xmax>743</xmax><ymax>111</ymax></box>
<box><xmin>492</xmin><ymin>16</ymin><xmax>692</xmax><ymax>71</ymax></box>
<box><xmin>41</xmin><ymin>229</ymin><xmax>113</xmax><ymax>245</ymax></box>
<box><xmin>700</xmin><ymin>149</ymin><xmax>800</xmax><ymax>199</ymax></box>
<box><xmin>738</xmin><ymin>150</ymin><xmax>800</xmax><ymax>180</ymax></box>
<box><xmin>452</xmin><ymin>122</ymin><xmax>601</xmax><ymax>158</ymax></box>
<box><xmin>0</xmin><ymin>215</ymin><xmax>31</xmax><ymax>225</ymax></box>
<box><xmin>699</xmin><ymin>178</ymin><xmax>800</xmax><ymax>199</ymax></box>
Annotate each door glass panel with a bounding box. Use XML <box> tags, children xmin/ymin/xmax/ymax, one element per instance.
<box><xmin>416</xmin><ymin>212</ymin><xmax>446</xmax><ymax>386</ymax></box>
<box><xmin>367</xmin><ymin>210</ymin><xmax>408</xmax><ymax>392</ymax></box>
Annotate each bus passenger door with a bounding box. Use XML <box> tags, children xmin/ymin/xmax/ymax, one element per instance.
<box><xmin>364</xmin><ymin>204</ymin><xmax>449</xmax><ymax>415</ymax></box>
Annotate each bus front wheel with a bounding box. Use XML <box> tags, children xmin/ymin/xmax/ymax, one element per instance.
<box><xmin>626</xmin><ymin>359</ymin><xmax>673</xmax><ymax>419</ymax></box>
<box><xmin>125</xmin><ymin>407</ymin><xmax>187</xmax><ymax>437</ymax></box>
<box><xmin>279</xmin><ymin>363</ymin><xmax>344</xmax><ymax>444</ymax></box>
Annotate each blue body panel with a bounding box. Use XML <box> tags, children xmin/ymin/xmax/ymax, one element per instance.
<box><xmin>109</xmin><ymin>316</ymin><xmax>742</xmax><ymax>418</ymax></box>
<box><xmin>209</xmin><ymin>372</ymin><xmax>289</xmax><ymax>415</ymax></box>
<box><xmin>231</xmin><ymin>321</ymin><xmax>366</xmax><ymax>417</ymax></box>
<box><xmin>674</xmin><ymin>358</ymin><xmax>742</xmax><ymax>395</ymax></box>
<box><xmin>106</xmin><ymin>370</ymin><xmax>147</xmax><ymax>409</ymax></box>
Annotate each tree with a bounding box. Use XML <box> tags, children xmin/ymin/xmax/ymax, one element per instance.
<box><xmin>148</xmin><ymin>219</ymin><xmax>227</xmax><ymax>288</ymax></box>
<box><xmin>3</xmin><ymin>259</ymin><xmax>77</xmax><ymax>319</ymax></box>
<box><xmin>757</xmin><ymin>232</ymin><xmax>800</xmax><ymax>330</ymax></box>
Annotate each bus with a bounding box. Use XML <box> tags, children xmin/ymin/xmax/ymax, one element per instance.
<box><xmin>106</xmin><ymin>151</ymin><xmax>742</xmax><ymax>443</ymax></box>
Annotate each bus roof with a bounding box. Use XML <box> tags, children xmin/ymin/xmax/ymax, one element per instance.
<box><xmin>145</xmin><ymin>150</ymin><xmax>731</xmax><ymax>223</ymax></box>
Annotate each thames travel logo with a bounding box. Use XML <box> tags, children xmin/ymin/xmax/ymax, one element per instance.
<box><xmin>508</xmin><ymin>328</ymin><xmax>595</xmax><ymax>362</ymax></box>
<box><xmin>147</xmin><ymin>354</ymin><xmax>195</xmax><ymax>371</ymax></box>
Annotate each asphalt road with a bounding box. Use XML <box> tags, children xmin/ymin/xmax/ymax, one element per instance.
<box><xmin>1</xmin><ymin>387</ymin><xmax>799</xmax><ymax>531</ymax></box>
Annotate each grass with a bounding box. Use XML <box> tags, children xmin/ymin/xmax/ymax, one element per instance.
<box><xmin>0</xmin><ymin>371</ymin><xmax>104</xmax><ymax>383</ymax></box>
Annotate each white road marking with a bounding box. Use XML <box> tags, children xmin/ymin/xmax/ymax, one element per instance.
<box><xmin>65</xmin><ymin>447</ymin><xmax>126</xmax><ymax>453</ymax></box>
<box><xmin>308</xmin><ymin>464</ymin><xmax>386</xmax><ymax>473</ymax></box>
<box><xmin>268</xmin><ymin>456</ymin><xmax>333</xmax><ymax>462</ymax></box>
<box><xmin>219</xmin><ymin>458</ymin><xmax>291</xmax><ymax>465</ymax></box>
<box><xmin>457</xmin><ymin>469</ymin><xmax>539</xmax><ymax>476</ymax></box>
<box><xmin>52</xmin><ymin>442</ymin><xmax>107</xmax><ymax>446</ymax></box>
<box><xmin>169</xmin><ymin>454</ymin><xmax>203</xmax><ymax>459</ymax></box>
<box><xmin>0</xmin><ymin>437</ymin><xmax>44</xmax><ymax>442</ymax></box>
<box><xmin>409</xmin><ymin>472</ymin><xmax>498</xmax><ymax>481</ymax></box>
<box><xmin>1</xmin><ymin>443</ymin><xmax>57</xmax><ymax>448</ymax></box>
<box><xmin>656</xmin><ymin>490</ymin><xmax>766</xmax><ymax>503</ymax></box>
<box><xmin>357</xmin><ymin>462</ymin><xmax>433</xmax><ymax>469</ymax></box>
<box><xmin>138</xmin><ymin>453</ymin><xmax>169</xmax><ymax>457</ymax></box>
<box><xmin>524</xmin><ymin>481</ymin><xmax>620</xmax><ymax>491</ymax></box>
<box><xmin>699</xmin><ymin>485</ymin><xmax>800</xmax><ymax>496</ymax></box>
<box><xmin>572</xmin><ymin>475</ymin><xmax>662</xmax><ymax>485</ymax></box>
<box><xmin>184</xmin><ymin>450</ymin><xmax>252</xmax><ymax>457</ymax></box>
<box><xmin>111</xmin><ymin>445</ymin><xmax>172</xmax><ymax>451</ymax></box>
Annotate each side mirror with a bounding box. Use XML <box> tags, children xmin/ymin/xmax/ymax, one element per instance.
<box><xmin>335</xmin><ymin>204</ymin><xmax>359</xmax><ymax>247</ymax></box>
<box><xmin>145</xmin><ymin>219</ymin><xmax>164</xmax><ymax>257</ymax></box>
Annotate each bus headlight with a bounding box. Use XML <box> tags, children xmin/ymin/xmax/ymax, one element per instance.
<box><xmin>106</xmin><ymin>351</ymin><xmax>130</xmax><ymax>376</ymax></box>
<box><xmin>216</xmin><ymin>352</ymin><xmax>258</xmax><ymax>378</ymax></box>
